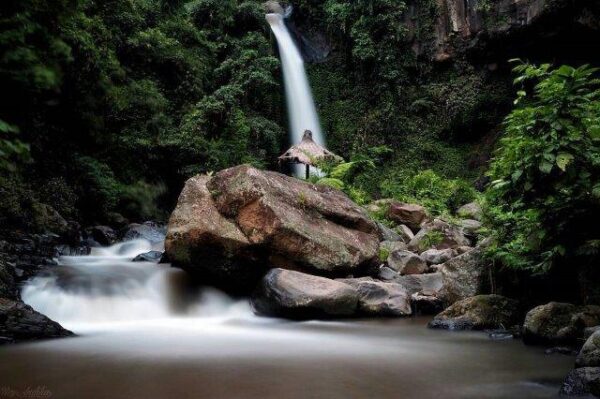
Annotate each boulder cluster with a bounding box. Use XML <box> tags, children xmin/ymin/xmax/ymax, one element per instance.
<box><xmin>165</xmin><ymin>165</ymin><xmax>489</xmax><ymax>318</ymax></box>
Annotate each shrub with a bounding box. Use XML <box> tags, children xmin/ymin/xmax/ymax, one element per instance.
<box><xmin>485</xmin><ymin>62</ymin><xmax>600</xmax><ymax>272</ymax></box>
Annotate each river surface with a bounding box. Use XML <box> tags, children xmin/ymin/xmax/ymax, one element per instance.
<box><xmin>0</xmin><ymin>240</ymin><xmax>574</xmax><ymax>399</ymax></box>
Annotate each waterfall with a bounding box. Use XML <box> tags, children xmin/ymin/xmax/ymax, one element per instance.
<box><xmin>266</xmin><ymin>12</ymin><xmax>325</xmax><ymax>163</ymax></box>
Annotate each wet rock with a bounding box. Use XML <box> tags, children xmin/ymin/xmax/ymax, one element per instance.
<box><xmin>251</xmin><ymin>269</ymin><xmax>359</xmax><ymax>319</ymax></box>
<box><xmin>523</xmin><ymin>302</ymin><xmax>600</xmax><ymax>345</ymax></box>
<box><xmin>387</xmin><ymin>202</ymin><xmax>428</xmax><ymax>231</ymax></box>
<box><xmin>166</xmin><ymin>166</ymin><xmax>379</xmax><ymax>292</ymax></box>
<box><xmin>132</xmin><ymin>251</ymin><xmax>163</xmax><ymax>263</ymax></box>
<box><xmin>0</xmin><ymin>298</ymin><xmax>73</xmax><ymax>343</ymax></box>
<box><xmin>428</xmin><ymin>295</ymin><xmax>520</xmax><ymax>330</ymax></box>
<box><xmin>340</xmin><ymin>278</ymin><xmax>412</xmax><ymax>317</ymax></box>
<box><xmin>456</xmin><ymin>246</ymin><xmax>473</xmax><ymax>254</ymax></box>
<box><xmin>120</xmin><ymin>222</ymin><xmax>166</xmax><ymax>244</ymax></box>
<box><xmin>421</xmin><ymin>248</ymin><xmax>456</xmax><ymax>265</ymax></box>
<box><xmin>88</xmin><ymin>225</ymin><xmax>117</xmax><ymax>246</ymax></box>
<box><xmin>387</xmin><ymin>250</ymin><xmax>427</xmax><ymax>275</ymax></box>
<box><xmin>560</xmin><ymin>367</ymin><xmax>600</xmax><ymax>397</ymax></box>
<box><xmin>408</xmin><ymin>219</ymin><xmax>470</xmax><ymax>252</ymax></box>
<box><xmin>576</xmin><ymin>330</ymin><xmax>600</xmax><ymax>368</ymax></box>
<box><xmin>457</xmin><ymin>202</ymin><xmax>482</xmax><ymax>221</ymax></box>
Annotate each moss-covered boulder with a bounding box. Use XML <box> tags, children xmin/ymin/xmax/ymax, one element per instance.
<box><xmin>428</xmin><ymin>294</ymin><xmax>520</xmax><ymax>330</ymax></box>
<box><xmin>523</xmin><ymin>302</ymin><xmax>600</xmax><ymax>345</ymax></box>
<box><xmin>576</xmin><ymin>330</ymin><xmax>600</xmax><ymax>368</ymax></box>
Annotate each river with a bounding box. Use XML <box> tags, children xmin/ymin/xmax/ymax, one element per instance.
<box><xmin>0</xmin><ymin>240</ymin><xmax>574</xmax><ymax>399</ymax></box>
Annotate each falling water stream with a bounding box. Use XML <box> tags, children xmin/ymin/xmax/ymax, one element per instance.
<box><xmin>0</xmin><ymin>239</ymin><xmax>576</xmax><ymax>399</ymax></box>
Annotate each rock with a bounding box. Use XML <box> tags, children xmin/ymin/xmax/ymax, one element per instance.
<box><xmin>377</xmin><ymin>265</ymin><xmax>397</xmax><ymax>281</ymax></box>
<box><xmin>411</xmin><ymin>292</ymin><xmax>444</xmax><ymax>315</ymax></box>
<box><xmin>586</xmin><ymin>326</ymin><xmax>600</xmax><ymax>340</ymax></box>
<box><xmin>545</xmin><ymin>347</ymin><xmax>579</xmax><ymax>356</ymax></box>
<box><xmin>523</xmin><ymin>302</ymin><xmax>600</xmax><ymax>345</ymax></box>
<box><xmin>457</xmin><ymin>202</ymin><xmax>482</xmax><ymax>221</ymax></box>
<box><xmin>88</xmin><ymin>225</ymin><xmax>117</xmax><ymax>246</ymax></box>
<box><xmin>376</xmin><ymin>222</ymin><xmax>402</xmax><ymax>242</ymax></box>
<box><xmin>0</xmin><ymin>298</ymin><xmax>73</xmax><ymax>343</ymax></box>
<box><xmin>456</xmin><ymin>246</ymin><xmax>473</xmax><ymax>254</ymax></box>
<box><xmin>420</xmin><ymin>248</ymin><xmax>456</xmax><ymax>265</ymax></box>
<box><xmin>488</xmin><ymin>330</ymin><xmax>516</xmax><ymax>340</ymax></box>
<box><xmin>120</xmin><ymin>222</ymin><xmax>166</xmax><ymax>244</ymax></box>
<box><xmin>106</xmin><ymin>212</ymin><xmax>129</xmax><ymax>228</ymax></box>
<box><xmin>31</xmin><ymin>203</ymin><xmax>69</xmax><ymax>234</ymax></box>
<box><xmin>394</xmin><ymin>273</ymin><xmax>444</xmax><ymax>297</ymax></box>
<box><xmin>387</xmin><ymin>202</ymin><xmax>428</xmax><ymax>230</ymax></box>
<box><xmin>0</xmin><ymin>257</ymin><xmax>16</xmax><ymax>299</ymax></box>
<box><xmin>437</xmin><ymin>246</ymin><xmax>489</xmax><ymax>306</ymax></box>
<box><xmin>379</xmin><ymin>240</ymin><xmax>407</xmax><ymax>255</ymax></box>
<box><xmin>560</xmin><ymin>367</ymin><xmax>600</xmax><ymax>397</ymax></box>
<box><xmin>340</xmin><ymin>278</ymin><xmax>412</xmax><ymax>316</ymax></box>
<box><xmin>395</xmin><ymin>224</ymin><xmax>415</xmax><ymax>243</ymax></box>
<box><xmin>387</xmin><ymin>250</ymin><xmax>427</xmax><ymax>275</ymax></box>
<box><xmin>251</xmin><ymin>269</ymin><xmax>359</xmax><ymax>319</ymax></box>
<box><xmin>408</xmin><ymin>219</ymin><xmax>470</xmax><ymax>252</ymax></box>
<box><xmin>459</xmin><ymin>219</ymin><xmax>482</xmax><ymax>235</ymax></box>
<box><xmin>166</xmin><ymin>166</ymin><xmax>380</xmax><ymax>292</ymax></box>
<box><xmin>576</xmin><ymin>330</ymin><xmax>600</xmax><ymax>368</ymax></box>
<box><xmin>428</xmin><ymin>295</ymin><xmax>520</xmax><ymax>330</ymax></box>
<box><xmin>132</xmin><ymin>251</ymin><xmax>163</xmax><ymax>263</ymax></box>
<box><xmin>364</xmin><ymin>198</ymin><xmax>395</xmax><ymax>216</ymax></box>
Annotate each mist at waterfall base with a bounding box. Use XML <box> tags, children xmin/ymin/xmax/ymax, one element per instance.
<box><xmin>266</xmin><ymin>11</ymin><xmax>324</xmax><ymax>177</ymax></box>
<box><xmin>0</xmin><ymin>239</ymin><xmax>574</xmax><ymax>399</ymax></box>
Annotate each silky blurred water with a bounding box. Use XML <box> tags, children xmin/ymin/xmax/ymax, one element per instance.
<box><xmin>0</xmin><ymin>240</ymin><xmax>575</xmax><ymax>399</ymax></box>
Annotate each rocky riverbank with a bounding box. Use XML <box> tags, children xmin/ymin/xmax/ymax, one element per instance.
<box><xmin>2</xmin><ymin>164</ymin><xmax>598</xmax><ymax>396</ymax></box>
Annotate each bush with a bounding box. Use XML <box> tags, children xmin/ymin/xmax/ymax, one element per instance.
<box><xmin>381</xmin><ymin>169</ymin><xmax>477</xmax><ymax>216</ymax></box>
<box><xmin>485</xmin><ymin>62</ymin><xmax>600</xmax><ymax>272</ymax></box>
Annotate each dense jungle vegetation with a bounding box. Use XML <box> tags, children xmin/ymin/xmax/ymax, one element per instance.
<box><xmin>0</xmin><ymin>0</ymin><xmax>598</xmax><ymax>286</ymax></box>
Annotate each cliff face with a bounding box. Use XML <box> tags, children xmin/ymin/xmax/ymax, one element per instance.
<box><xmin>420</xmin><ymin>0</ymin><xmax>600</xmax><ymax>61</ymax></box>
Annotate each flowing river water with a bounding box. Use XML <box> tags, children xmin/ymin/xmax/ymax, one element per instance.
<box><xmin>0</xmin><ymin>240</ymin><xmax>574</xmax><ymax>399</ymax></box>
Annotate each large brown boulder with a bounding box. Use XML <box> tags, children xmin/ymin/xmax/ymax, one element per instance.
<box><xmin>165</xmin><ymin>165</ymin><xmax>380</xmax><ymax>292</ymax></box>
<box><xmin>429</xmin><ymin>295</ymin><xmax>520</xmax><ymax>330</ymax></box>
<box><xmin>523</xmin><ymin>302</ymin><xmax>600</xmax><ymax>345</ymax></box>
<box><xmin>251</xmin><ymin>269</ymin><xmax>359</xmax><ymax>319</ymax></box>
<box><xmin>387</xmin><ymin>202</ymin><xmax>428</xmax><ymax>230</ymax></box>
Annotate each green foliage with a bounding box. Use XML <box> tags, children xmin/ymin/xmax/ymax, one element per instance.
<box><xmin>485</xmin><ymin>62</ymin><xmax>600</xmax><ymax>272</ymax></box>
<box><xmin>381</xmin><ymin>169</ymin><xmax>478</xmax><ymax>216</ymax></box>
<box><xmin>378</xmin><ymin>247</ymin><xmax>390</xmax><ymax>262</ymax></box>
<box><xmin>0</xmin><ymin>119</ymin><xmax>29</xmax><ymax>172</ymax></box>
<box><xmin>315</xmin><ymin>177</ymin><xmax>345</xmax><ymax>190</ymax></box>
<box><xmin>419</xmin><ymin>230</ymin><xmax>444</xmax><ymax>251</ymax></box>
